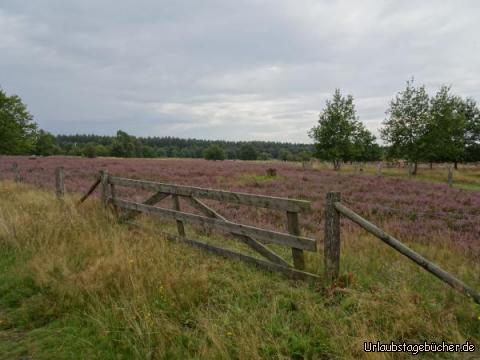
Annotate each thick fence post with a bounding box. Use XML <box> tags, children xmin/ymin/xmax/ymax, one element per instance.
<box><xmin>447</xmin><ymin>166</ymin><xmax>453</xmax><ymax>188</ymax></box>
<box><xmin>287</xmin><ymin>211</ymin><xmax>305</xmax><ymax>270</ymax></box>
<box><xmin>325</xmin><ymin>192</ymin><xmax>341</xmax><ymax>282</ymax></box>
<box><xmin>55</xmin><ymin>167</ymin><xmax>65</xmax><ymax>198</ymax></box>
<box><xmin>12</xmin><ymin>163</ymin><xmax>21</xmax><ymax>182</ymax></box>
<box><xmin>100</xmin><ymin>170</ymin><xmax>109</xmax><ymax>207</ymax></box>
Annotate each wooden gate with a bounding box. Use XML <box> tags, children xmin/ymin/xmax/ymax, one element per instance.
<box><xmin>99</xmin><ymin>171</ymin><xmax>319</xmax><ymax>280</ymax></box>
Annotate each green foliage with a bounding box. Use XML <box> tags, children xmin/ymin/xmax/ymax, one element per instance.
<box><xmin>298</xmin><ymin>151</ymin><xmax>312</xmax><ymax>162</ymax></box>
<box><xmin>35</xmin><ymin>130</ymin><xmax>59</xmax><ymax>156</ymax></box>
<box><xmin>352</xmin><ymin>127</ymin><xmax>382</xmax><ymax>162</ymax></box>
<box><xmin>464</xmin><ymin>97</ymin><xmax>480</xmax><ymax>162</ymax></box>
<box><xmin>424</xmin><ymin>86</ymin><xmax>466</xmax><ymax>163</ymax></box>
<box><xmin>82</xmin><ymin>143</ymin><xmax>101</xmax><ymax>158</ymax></box>
<box><xmin>309</xmin><ymin>89</ymin><xmax>379</xmax><ymax>169</ymax></box>
<box><xmin>381</xmin><ymin>79</ymin><xmax>430</xmax><ymax>165</ymax></box>
<box><xmin>239</xmin><ymin>144</ymin><xmax>258</xmax><ymax>160</ymax></box>
<box><xmin>0</xmin><ymin>88</ymin><xmax>38</xmax><ymax>154</ymax></box>
<box><xmin>203</xmin><ymin>144</ymin><xmax>226</xmax><ymax>160</ymax></box>
<box><xmin>278</xmin><ymin>149</ymin><xmax>291</xmax><ymax>161</ymax></box>
<box><xmin>257</xmin><ymin>152</ymin><xmax>272</xmax><ymax>161</ymax></box>
<box><xmin>55</xmin><ymin>134</ymin><xmax>314</xmax><ymax>161</ymax></box>
<box><xmin>381</xmin><ymin>79</ymin><xmax>480</xmax><ymax>168</ymax></box>
<box><xmin>111</xmin><ymin>130</ymin><xmax>137</xmax><ymax>158</ymax></box>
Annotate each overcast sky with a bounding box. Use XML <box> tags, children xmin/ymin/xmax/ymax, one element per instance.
<box><xmin>1</xmin><ymin>1</ymin><xmax>479</xmax><ymax>142</ymax></box>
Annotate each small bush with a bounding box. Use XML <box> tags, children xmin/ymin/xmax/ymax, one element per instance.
<box><xmin>203</xmin><ymin>145</ymin><xmax>225</xmax><ymax>161</ymax></box>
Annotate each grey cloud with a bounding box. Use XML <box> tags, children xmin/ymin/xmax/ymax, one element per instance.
<box><xmin>1</xmin><ymin>0</ymin><xmax>479</xmax><ymax>142</ymax></box>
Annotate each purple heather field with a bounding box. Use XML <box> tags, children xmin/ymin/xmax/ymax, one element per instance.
<box><xmin>1</xmin><ymin>156</ymin><xmax>479</xmax><ymax>259</ymax></box>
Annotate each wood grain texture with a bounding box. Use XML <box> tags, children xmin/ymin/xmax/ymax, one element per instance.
<box><xmin>172</xmin><ymin>194</ymin><xmax>186</xmax><ymax>237</ymax></box>
<box><xmin>100</xmin><ymin>170</ymin><xmax>109</xmax><ymax>207</ymax></box>
<box><xmin>185</xmin><ymin>196</ymin><xmax>227</xmax><ymax>221</ymax></box>
<box><xmin>108</xmin><ymin>176</ymin><xmax>311</xmax><ymax>212</ymax></box>
<box><xmin>287</xmin><ymin>211</ymin><xmax>305</xmax><ymax>270</ymax></box>
<box><xmin>335</xmin><ymin>201</ymin><xmax>480</xmax><ymax>304</ymax></box>
<box><xmin>112</xmin><ymin>198</ymin><xmax>317</xmax><ymax>251</ymax></box>
<box><xmin>77</xmin><ymin>177</ymin><xmax>101</xmax><ymax>205</ymax></box>
<box><xmin>163</xmin><ymin>233</ymin><xmax>320</xmax><ymax>281</ymax></box>
<box><xmin>325</xmin><ymin>192</ymin><xmax>341</xmax><ymax>282</ymax></box>
<box><xmin>232</xmin><ymin>233</ymin><xmax>291</xmax><ymax>267</ymax></box>
<box><xmin>120</xmin><ymin>191</ymin><xmax>170</xmax><ymax>221</ymax></box>
<box><xmin>55</xmin><ymin>167</ymin><xmax>65</xmax><ymax>198</ymax></box>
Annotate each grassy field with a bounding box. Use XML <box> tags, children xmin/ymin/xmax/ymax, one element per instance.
<box><xmin>311</xmin><ymin>161</ymin><xmax>480</xmax><ymax>191</ymax></box>
<box><xmin>0</xmin><ymin>181</ymin><xmax>479</xmax><ymax>359</ymax></box>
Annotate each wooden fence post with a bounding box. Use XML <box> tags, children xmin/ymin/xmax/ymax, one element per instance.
<box><xmin>100</xmin><ymin>170</ymin><xmax>109</xmax><ymax>207</ymax></box>
<box><xmin>447</xmin><ymin>166</ymin><xmax>453</xmax><ymax>188</ymax></box>
<box><xmin>172</xmin><ymin>195</ymin><xmax>186</xmax><ymax>237</ymax></box>
<box><xmin>12</xmin><ymin>163</ymin><xmax>21</xmax><ymax>182</ymax></box>
<box><xmin>287</xmin><ymin>211</ymin><xmax>305</xmax><ymax>270</ymax></box>
<box><xmin>325</xmin><ymin>192</ymin><xmax>341</xmax><ymax>282</ymax></box>
<box><xmin>55</xmin><ymin>167</ymin><xmax>65</xmax><ymax>198</ymax></box>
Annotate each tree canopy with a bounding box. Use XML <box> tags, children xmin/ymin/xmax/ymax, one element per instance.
<box><xmin>203</xmin><ymin>144</ymin><xmax>225</xmax><ymax>160</ymax></box>
<box><xmin>309</xmin><ymin>89</ymin><xmax>380</xmax><ymax>169</ymax></box>
<box><xmin>381</xmin><ymin>79</ymin><xmax>480</xmax><ymax>172</ymax></box>
<box><xmin>0</xmin><ymin>89</ymin><xmax>38</xmax><ymax>154</ymax></box>
<box><xmin>381</xmin><ymin>79</ymin><xmax>430</xmax><ymax>173</ymax></box>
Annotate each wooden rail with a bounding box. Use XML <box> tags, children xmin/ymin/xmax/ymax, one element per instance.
<box><xmin>111</xmin><ymin>198</ymin><xmax>316</xmax><ymax>251</ymax></box>
<box><xmin>108</xmin><ymin>176</ymin><xmax>311</xmax><ymax>213</ymax></box>
<box><xmin>324</xmin><ymin>191</ymin><xmax>480</xmax><ymax>304</ymax></box>
<box><xmin>163</xmin><ymin>233</ymin><xmax>320</xmax><ymax>281</ymax></box>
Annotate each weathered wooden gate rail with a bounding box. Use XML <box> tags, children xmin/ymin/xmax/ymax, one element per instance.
<box><xmin>100</xmin><ymin>171</ymin><xmax>320</xmax><ymax>280</ymax></box>
<box><xmin>325</xmin><ymin>191</ymin><xmax>480</xmax><ymax>304</ymax></box>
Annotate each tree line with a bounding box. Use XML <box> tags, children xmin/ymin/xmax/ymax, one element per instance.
<box><xmin>309</xmin><ymin>79</ymin><xmax>480</xmax><ymax>172</ymax></box>
<box><xmin>0</xmin><ymin>88</ymin><xmax>313</xmax><ymax>161</ymax></box>
<box><xmin>3</xmin><ymin>79</ymin><xmax>479</xmax><ymax>169</ymax></box>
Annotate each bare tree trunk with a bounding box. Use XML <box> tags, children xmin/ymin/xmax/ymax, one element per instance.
<box><xmin>333</xmin><ymin>160</ymin><xmax>341</xmax><ymax>171</ymax></box>
<box><xmin>412</xmin><ymin>162</ymin><xmax>418</xmax><ymax>176</ymax></box>
<box><xmin>454</xmin><ymin>160</ymin><xmax>458</xmax><ymax>170</ymax></box>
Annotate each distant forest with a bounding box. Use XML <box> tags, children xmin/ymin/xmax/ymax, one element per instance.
<box><xmin>54</xmin><ymin>132</ymin><xmax>316</xmax><ymax>161</ymax></box>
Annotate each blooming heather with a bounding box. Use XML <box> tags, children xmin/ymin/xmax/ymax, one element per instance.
<box><xmin>1</xmin><ymin>156</ymin><xmax>478</xmax><ymax>258</ymax></box>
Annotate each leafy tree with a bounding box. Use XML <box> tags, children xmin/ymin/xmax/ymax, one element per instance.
<box><xmin>278</xmin><ymin>149</ymin><xmax>291</xmax><ymax>161</ymax></box>
<box><xmin>309</xmin><ymin>89</ymin><xmax>373</xmax><ymax>170</ymax></box>
<box><xmin>381</xmin><ymin>79</ymin><xmax>430</xmax><ymax>175</ymax></box>
<box><xmin>83</xmin><ymin>143</ymin><xmax>98</xmax><ymax>158</ymax></box>
<box><xmin>82</xmin><ymin>142</ymin><xmax>108</xmax><ymax>158</ymax></box>
<box><xmin>156</xmin><ymin>148</ymin><xmax>167</xmax><ymax>157</ymax></box>
<box><xmin>0</xmin><ymin>88</ymin><xmax>38</xmax><ymax>154</ymax></box>
<box><xmin>257</xmin><ymin>152</ymin><xmax>272</xmax><ymax>160</ymax></box>
<box><xmin>239</xmin><ymin>144</ymin><xmax>258</xmax><ymax>160</ymax></box>
<box><xmin>424</xmin><ymin>86</ymin><xmax>466</xmax><ymax>168</ymax></box>
<box><xmin>35</xmin><ymin>130</ymin><xmax>59</xmax><ymax>156</ymax></box>
<box><xmin>203</xmin><ymin>144</ymin><xmax>226</xmax><ymax>160</ymax></box>
<box><xmin>464</xmin><ymin>97</ymin><xmax>480</xmax><ymax>162</ymax></box>
<box><xmin>352</xmin><ymin>126</ymin><xmax>382</xmax><ymax>162</ymax></box>
<box><xmin>298</xmin><ymin>151</ymin><xmax>312</xmax><ymax>162</ymax></box>
<box><xmin>111</xmin><ymin>130</ymin><xmax>137</xmax><ymax>158</ymax></box>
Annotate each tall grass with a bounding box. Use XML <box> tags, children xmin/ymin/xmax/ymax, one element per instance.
<box><xmin>0</xmin><ymin>181</ymin><xmax>478</xmax><ymax>359</ymax></box>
